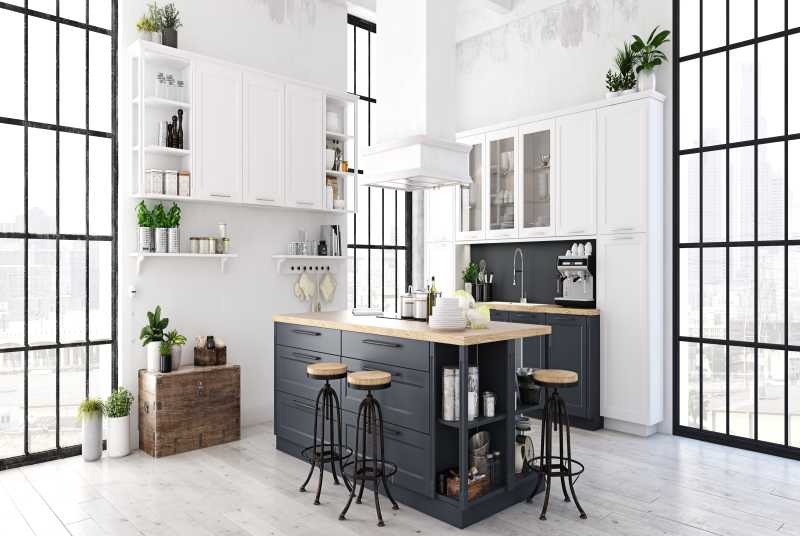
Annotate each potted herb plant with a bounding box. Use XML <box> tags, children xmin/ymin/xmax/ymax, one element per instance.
<box><xmin>160</xmin><ymin>3</ymin><xmax>182</xmax><ymax>49</ymax></box>
<box><xmin>140</xmin><ymin>305</ymin><xmax>169</xmax><ymax>372</ymax></box>
<box><xmin>631</xmin><ymin>26</ymin><xmax>670</xmax><ymax>91</ymax></box>
<box><xmin>164</xmin><ymin>329</ymin><xmax>187</xmax><ymax>371</ymax></box>
<box><xmin>605</xmin><ymin>41</ymin><xmax>637</xmax><ymax>98</ymax></box>
<box><xmin>152</xmin><ymin>203</ymin><xmax>169</xmax><ymax>253</ymax></box>
<box><xmin>136</xmin><ymin>201</ymin><xmax>153</xmax><ymax>252</ymax></box>
<box><xmin>77</xmin><ymin>398</ymin><xmax>105</xmax><ymax>461</ymax></box>
<box><xmin>462</xmin><ymin>262</ymin><xmax>478</xmax><ymax>298</ymax></box>
<box><xmin>136</xmin><ymin>3</ymin><xmax>161</xmax><ymax>43</ymax></box>
<box><xmin>106</xmin><ymin>388</ymin><xmax>134</xmax><ymax>458</ymax></box>
<box><xmin>166</xmin><ymin>202</ymin><xmax>181</xmax><ymax>253</ymax></box>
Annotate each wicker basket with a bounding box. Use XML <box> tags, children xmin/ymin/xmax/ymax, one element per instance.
<box><xmin>446</xmin><ymin>473</ymin><xmax>490</xmax><ymax>501</ymax></box>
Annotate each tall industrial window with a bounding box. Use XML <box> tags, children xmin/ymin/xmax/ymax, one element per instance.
<box><xmin>346</xmin><ymin>14</ymin><xmax>412</xmax><ymax>312</ymax></box>
<box><xmin>674</xmin><ymin>0</ymin><xmax>800</xmax><ymax>458</ymax></box>
<box><xmin>0</xmin><ymin>1</ymin><xmax>118</xmax><ymax>469</ymax></box>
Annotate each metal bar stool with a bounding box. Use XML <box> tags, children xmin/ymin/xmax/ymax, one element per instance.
<box><xmin>339</xmin><ymin>370</ymin><xmax>399</xmax><ymax>527</ymax></box>
<box><xmin>299</xmin><ymin>362</ymin><xmax>353</xmax><ymax>505</ymax></box>
<box><xmin>526</xmin><ymin>369</ymin><xmax>586</xmax><ymax>521</ymax></box>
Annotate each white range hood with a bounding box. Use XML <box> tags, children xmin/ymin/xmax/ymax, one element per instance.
<box><xmin>360</xmin><ymin>0</ymin><xmax>470</xmax><ymax>191</ymax></box>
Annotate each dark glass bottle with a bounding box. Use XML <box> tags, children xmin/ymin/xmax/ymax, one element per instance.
<box><xmin>318</xmin><ymin>240</ymin><xmax>327</xmax><ymax>256</ymax></box>
<box><xmin>171</xmin><ymin>115</ymin><xmax>178</xmax><ymax>148</ymax></box>
<box><xmin>166</xmin><ymin>123</ymin><xmax>174</xmax><ymax>148</ymax></box>
<box><xmin>177</xmin><ymin>109</ymin><xmax>184</xmax><ymax>149</ymax></box>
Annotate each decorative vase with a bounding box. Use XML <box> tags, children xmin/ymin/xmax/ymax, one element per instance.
<box><xmin>464</xmin><ymin>282</ymin><xmax>473</xmax><ymax>297</ymax></box>
<box><xmin>107</xmin><ymin>415</ymin><xmax>130</xmax><ymax>458</ymax></box>
<box><xmin>146</xmin><ymin>341</ymin><xmax>160</xmax><ymax>372</ymax></box>
<box><xmin>151</xmin><ymin>31</ymin><xmax>161</xmax><ymax>44</ymax></box>
<box><xmin>167</xmin><ymin>227</ymin><xmax>179</xmax><ymax>253</ymax></box>
<box><xmin>138</xmin><ymin>227</ymin><xmax>153</xmax><ymax>252</ymax></box>
<box><xmin>155</xmin><ymin>228</ymin><xmax>169</xmax><ymax>253</ymax></box>
<box><xmin>171</xmin><ymin>345</ymin><xmax>182</xmax><ymax>371</ymax></box>
<box><xmin>81</xmin><ymin>414</ymin><xmax>102</xmax><ymax>461</ymax></box>
<box><xmin>138</xmin><ymin>31</ymin><xmax>152</xmax><ymax>42</ymax></box>
<box><xmin>162</xmin><ymin>28</ymin><xmax>178</xmax><ymax>48</ymax></box>
<box><xmin>638</xmin><ymin>70</ymin><xmax>656</xmax><ymax>91</ymax></box>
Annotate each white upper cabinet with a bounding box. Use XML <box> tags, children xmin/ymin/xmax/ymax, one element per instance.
<box><xmin>194</xmin><ymin>60</ymin><xmax>243</xmax><ymax>202</ymax></box>
<box><xmin>456</xmin><ymin>134</ymin><xmax>486</xmax><ymax>241</ymax></box>
<box><xmin>285</xmin><ymin>83</ymin><xmax>323</xmax><ymax>209</ymax></box>
<box><xmin>486</xmin><ymin>127</ymin><xmax>518</xmax><ymax>240</ymax></box>
<box><xmin>598</xmin><ymin>99</ymin><xmax>652</xmax><ymax>234</ymax></box>
<box><xmin>243</xmin><ymin>72</ymin><xmax>284</xmax><ymax>206</ymax></box>
<box><xmin>425</xmin><ymin>186</ymin><xmax>455</xmax><ymax>243</ymax></box>
<box><xmin>555</xmin><ymin>110</ymin><xmax>596</xmax><ymax>236</ymax></box>
<box><xmin>518</xmin><ymin>120</ymin><xmax>555</xmax><ymax>238</ymax></box>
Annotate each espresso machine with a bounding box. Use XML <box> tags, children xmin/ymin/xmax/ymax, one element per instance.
<box><xmin>555</xmin><ymin>242</ymin><xmax>595</xmax><ymax>308</ymax></box>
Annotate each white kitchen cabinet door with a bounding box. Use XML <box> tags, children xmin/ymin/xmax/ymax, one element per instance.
<box><xmin>485</xmin><ymin>127</ymin><xmax>519</xmax><ymax>240</ymax></box>
<box><xmin>425</xmin><ymin>186</ymin><xmax>455</xmax><ymax>243</ymax></box>
<box><xmin>285</xmin><ymin>83</ymin><xmax>323</xmax><ymax>209</ymax></box>
<box><xmin>456</xmin><ymin>134</ymin><xmax>486</xmax><ymax>241</ymax></box>
<box><xmin>194</xmin><ymin>60</ymin><xmax>243</xmax><ymax>202</ymax></box>
<box><xmin>425</xmin><ymin>241</ymin><xmax>455</xmax><ymax>296</ymax></box>
<box><xmin>555</xmin><ymin>111</ymin><xmax>596</xmax><ymax>237</ymax></box>
<box><xmin>518</xmin><ymin>119</ymin><xmax>556</xmax><ymax>238</ymax></box>
<box><xmin>243</xmin><ymin>72</ymin><xmax>284</xmax><ymax>206</ymax></box>
<box><xmin>597</xmin><ymin>234</ymin><xmax>661</xmax><ymax>426</ymax></box>
<box><xmin>598</xmin><ymin>99</ymin><xmax>652</xmax><ymax>234</ymax></box>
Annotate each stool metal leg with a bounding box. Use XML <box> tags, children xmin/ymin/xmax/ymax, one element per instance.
<box><xmin>331</xmin><ymin>388</ymin><xmax>352</xmax><ymax>492</ymax></box>
<box><xmin>527</xmin><ymin>386</ymin><xmax>548</xmax><ymax>504</ymax></box>
<box><xmin>539</xmin><ymin>392</ymin><xmax>553</xmax><ymax>521</ymax></box>
<box><xmin>370</xmin><ymin>401</ymin><xmax>385</xmax><ymax>527</ymax></box>
<box><xmin>561</xmin><ymin>397</ymin><xmax>587</xmax><ymax>519</ymax></box>
<box><xmin>327</xmin><ymin>390</ymin><xmax>341</xmax><ymax>486</ymax></box>
<box><xmin>555</xmin><ymin>390</ymin><xmax>570</xmax><ymax>503</ymax></box>
<box><xmin>375</xmin><ymin>401</ymin><xmax>399</xmax><ymax>511</ymax></box>
<box><xmin>339</xmin><ymin>399</ymin><xmax>365</xmax><ymax>521</ymax></box>
<box><xmin>313</xmin><ymin>388</ymin><xmax>327</xmax><ymax>505</ymax></box>
<box><xmin>356</xmin><ymin>398</ymin><xmax>368</xmax><ymax>504</ymax></box>
<box><xmin>299</xmin><ymin>387</ymin><xmax>325</xmax><ymax>493</ymax></box>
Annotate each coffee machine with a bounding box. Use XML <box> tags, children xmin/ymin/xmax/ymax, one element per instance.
<box><xmin>555</xmin><ymin>243</ymin><xmax>595</xmax><ymax>308</ymax></box>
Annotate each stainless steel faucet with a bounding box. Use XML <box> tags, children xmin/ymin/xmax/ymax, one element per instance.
<box><xmin>512</xmin><ymin>247</ymin><xmax>526</xmax><ymax>303</ymax></box>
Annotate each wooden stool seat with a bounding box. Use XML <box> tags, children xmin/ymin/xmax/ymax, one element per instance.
<box><xmin>348</xmin><ymin>370</ymin><xmax>391</xmax><ymax>390</ymax></box>
<box><xmin>307</xmin><ymin>362</ymin><xmax>347</xmax><ymax>380</ymax></box>
<box><xmin>533</xmin><ymin>369</ymin><xmax>578</xmax><ymax>387</ymax></box>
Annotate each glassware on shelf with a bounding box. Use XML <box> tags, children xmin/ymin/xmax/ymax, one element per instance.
<box><xmin>176</xmin><ymin>80</ymin><xmax>185</xmax><ymax>102</ymax></box>
<box><xmin>166</xmin><ymin>74</ymin><xmax>176</xmax><ymax>101</ymax></box>
<box><xmin>155</xmin><ymin>72</ymin><xmax>166</xmax><ymax>98</ymax></box>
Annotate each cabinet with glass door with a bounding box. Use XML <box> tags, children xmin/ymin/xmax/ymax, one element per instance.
<box><xmin>486</xmin><ymin>128</ymin><xmax>518</xmax><ymax>239</ymax></box>
<box><xmin>518</xmin><ymin>120</ymin><xmax>555</xmax><ymax>238</ymax></box>
<box><xmin>455</xmin><ymin>134</ymin><xmax>485</xmax><ymax>241</ymax></box>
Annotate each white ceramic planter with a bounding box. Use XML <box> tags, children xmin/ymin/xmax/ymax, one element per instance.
<box><xmin>81</xmin><ymin>414</ymin><xmax>102</xmax><ymax>461</ymax></box>
<box><xmin>155</xmin><ymin>228</ymin><xmax>169</xmax><ymax>253</ymax></box>
<box><xmin>107</xmin><ymin>415</ymin><xmax>130</xmax><ymax>458</ymax></box>
<box><xmin>146</xmin><ymin>341</ymin><xmax>160</xmax><ymax>372</ymax></box>
<box><xmin>638</xmin><ymin>70</ymin><xmax>656</xmax><ymax>91</ymax></box>
<box><xmin>171</xmin><ymin>345</ymin><xmax>182</xmax><ymax>371</ymax></box>
<box><xmin>138</xmin><ymin>227</ymin><xmax>153</xmax><ymax>252</ymax></box>
<box><xmin>167</xmin><ymin>227</ymin><xmax>180</xmax><ymax>253</ymax></box>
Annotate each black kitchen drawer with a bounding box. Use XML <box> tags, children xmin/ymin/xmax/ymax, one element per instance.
<box><xmin>341</xmin><ymin>331</ymin><xmax>429</xmax><ymax>372</ymax></box>
<box><xmin>343</xmin><ymin>409</ymin><xmax>433</xmax><ymax>498</ymax></box>
<box><xmin>274</xmin><ymin>390</ymin><xmax>321</xmax><ymax>449</ymax></box>
<box><xmin>342</xmin><ymin>357</ymin><xmax>429</xmax><ymax>434</ymax></box>
<box><xmin>490</xmin><ymin>309</ymin><xmax>509</xmax><ymax>322</ymax></box>
<box><xmin>276</xmin><ymin>322</ymin><xmax>340</xmax><ymax>355</ymax></box>
<box><xmin>510</xmin><ymin>312</ymin><xmax>548</xmax><ymax>370</ymax></box>
<box><xmin>275</xmin><ymin>345</ymin><xmax>341</xmax><ymax>401</ymax></box>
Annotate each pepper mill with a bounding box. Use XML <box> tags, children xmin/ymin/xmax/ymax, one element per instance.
<box><xmin>177</xmin><ymin>109</ymin><xmax>184</xmax><ymax>149</ymax></box>
<box><xmin>171</xmin><ymin>115</ymin><xmax>178</xmax><ymax>149</ymax></box>
<box><xmin>166</xmin><ymin>123</ymin><xmax>174</xmax><ymax>148</ymax></box>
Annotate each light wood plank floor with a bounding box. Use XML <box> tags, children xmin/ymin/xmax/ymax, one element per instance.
<box><xmin>2</xmin><ymin>422</ymin><xmax>800</xmax><ymax>535</ymax></box>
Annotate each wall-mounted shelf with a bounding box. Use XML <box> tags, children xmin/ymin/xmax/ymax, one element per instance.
<box><xmin>272</xmin><ymin>255</ymin><xmax>345</xmax><ymax>275</ymax></box>
<box><xmin>130</xmin><ymin>252</ymin><xmax>237</xmax><ymax>275</ymax></box>
<box><xmin>133</xmin><ymin>96</ymin><xmax>192</xmax><ymax>109</ymax></box>
<box><xmin>130</xmin><ymin>193</ymin><xmax>354</xmax><ymax>214</ymax></box>
<box><xmin>325</xmin><ymin>130</ymin><xmax>354</xmax><ymax>140</ymax></box>
<box><xmin>324</xmin><ymin>170</ymin><xmax>356</xmax><ymax>178</ymax></box>
<box><xmin>135</xmin><ymin>145</ymin><xmax>191</xmax><ymax>157</ymax></box>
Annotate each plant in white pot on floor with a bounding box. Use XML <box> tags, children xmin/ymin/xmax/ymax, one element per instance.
<box><xmin>78</xmin><ymin>398</ymin><xmax>105</xmax><ymax>462</ymax></box>
<box><xmin>106</xmin><ymin>388</ymin><xmax>134</xmax><ymax>458</ymax></box>
<box><xmin>136</xmin><ymin>201</ymin><xmax>154</xmax><ymax>252</ymax></box>
<box><xmin>152</xmin><ymin>203</ymin><xmax>169</xmax><ymax>253</ymax></box>
<box><xmin>166</xmin><ymin>203</ymin><xmax>181</xmax><ymax>253</ymax></box>
<box><xmin>632</xmin><ymin>26</ymin><xmax>670</xmax><ymax>91</ymax></box>
<box><xmin>164</xmin><ymin>329</ymin><xmax>187</xmax><ymax>371</ymax></box>
<box><xmin>140</xmin><ymin>305</ymin><xmax>169</xmax><ymax>372</ymax></box>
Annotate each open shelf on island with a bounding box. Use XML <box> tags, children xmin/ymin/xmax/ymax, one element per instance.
<box><xmin>130</xmin><ymin>252</ymin><xmax>237</xmax><ymax>275</ymax></box>
<box><xmin>438</xmin><ymin>414</ymin><xmax>506</xmax><ymax>430</ymax></box>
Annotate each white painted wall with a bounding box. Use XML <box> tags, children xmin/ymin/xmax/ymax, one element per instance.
<box><xmin>454</xmin><ymin>0</ymin><xmax>674</xmax><ymax>434</ymax></box>
<box><xmin>118</xmin><ymin>0</ymin><xmax>349</xmax><ymax>446</ymax></box>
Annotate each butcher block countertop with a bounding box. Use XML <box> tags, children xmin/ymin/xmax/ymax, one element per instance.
<box><xmin>272</xmin><ymin>310</ymin><xmax>551</xmax><ymax>346</ymax></box>
<box><xmin>484</xmin><ymin>301</ymin><xmax>600</xmax><ymax>316</ymax></box>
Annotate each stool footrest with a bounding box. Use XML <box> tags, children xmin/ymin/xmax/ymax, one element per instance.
<box><xmin>300</xmin><ymin>444</ymin><xmax>354</xmax><ymax>464</ymax></box>
<box><xmin>342</xmin><ymin>459</ymin><xmax>398</xmax><ymax>481</ymax></box>
<box><xmin>530</xmin><ymin>455</ymin><xmax>585</xmax><ymax>480</ymax></box>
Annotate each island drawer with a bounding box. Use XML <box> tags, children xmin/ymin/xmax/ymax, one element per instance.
<box><xmin>343</xmin><ymin>410</ymin><xmax>432</xmax><ymax>498</ymax></box>
<box><xmin>276</xmin><ymin>322</ymin><xmax>340</xmax><ymax>355</ymax></box>
<box><xmin>342</xmin><ymin>357</ymin><xmax>430</xmax><ymax>434</ymax></box>
<box><xmin>274</xmin><ymin>390</ymin><xmax>319</xmax><ymax>449</ymax></box>
<box><xmin>275</xmin><ymin>345</ymin><xmax>341</xmax><ymax>401</ymax></box>
<box><xmin>341</xmin><ymin>331</ymin><xmax>430</xmax><ymax>372</ymax></box>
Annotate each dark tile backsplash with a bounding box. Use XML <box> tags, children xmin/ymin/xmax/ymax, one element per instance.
<box><xmin>469</xmin><ymin>239</ymin><xmax>595</xmax><ymax>304</ymax></box>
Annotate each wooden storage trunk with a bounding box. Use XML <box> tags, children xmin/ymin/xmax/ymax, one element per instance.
<box><xmin>139</xmin><ymin>365</ymin><xmax>241</xmax><ymax>458</ymax></box>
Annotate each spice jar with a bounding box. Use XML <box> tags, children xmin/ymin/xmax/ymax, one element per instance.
<box><xmin>178</xmin><ymin>170</ymin><xmax>191</xmax><ymax>196</ymax></box>
<box><xmin>198</xmin><ymin>237</ymin><xmax>210</xmax><ymax>254</ymax></box>
<box><xmin>207</xmin><ymin>237</ymin><xmax>217</xmax><ymax>255</ymax></box>
<box><xmin>164</xmin><ymin>170</ymin><xmax>178</xmax><ymax>196</ymax></box>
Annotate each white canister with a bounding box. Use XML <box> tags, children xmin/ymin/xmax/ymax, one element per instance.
<box><xmin>482</xmin><ymin>391</ymin><xmax>495</xmax><ymax>418</ymax></box>
<box><xmin>413</xmin><ymin>292</ymin><xmax>428</xmax><ymax>320</ymax></box>
<box><xmin>147</xmin><ymin>169</ymin><xmax>164</xmax><ymax>194</ymax></box>
<box><xmin>164</xmin><ymin>170</ymin><xmax>178</xmax><ymax>196</ymax></box>
<box><xmin>178</xmin><ymin>171</ymin><xmax>191</xmax><ymax>196</ymax></box>
<box><xmin>198</xmin><ymin>237</ymin><xmax>210</xmax><ymax>254</ymax></box>
<box><xmin>467</xmin><ymin>367</ymin><xmax>479</xmax><ymax>421</ymax></box>
<box><xmin>400</xmin><ymin>293</ymin><xmax>414</xmax><ymax>318</ymax></box>
<box><xmin>442</xmin><ymin>367</ymin><xmax>458</xmax><ymax>421</ymax></box>
<box><xmin>167</xmin><ymin>227</ymin><xmax>179</xmax><ymax>253</ymax></box>
<box><xmin>218</xmin><ymin>223</ymin><xmax>228</xmax><ymax>239</ymax></box>
<box><xmin>138</xmin><ymin>227</ymin><xmax>153</xmax><ymax>252</ymax></box>
<box><xmin>326</xmin><ymin>186</ymin><xmax>335</xmax><ymax>209</ymax></box>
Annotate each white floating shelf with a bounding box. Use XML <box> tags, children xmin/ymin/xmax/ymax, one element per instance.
<box><xmin>130</xmin><ymin>193</ymin><xmax>354</xmax><ymax>213</ymax></box>
<box><xmin>130</xmin><ymin>252</ymin><xmax>237</xmax><ymax>275</ymax></box>
<box><xmin>325</xmin><ymin>130</ymin><xmax>354</xmax><ymax>140</ymax></box>
<box><xmin>135</xmin><ymin>145</ymin><xmax>191</xmax><ymax>157</ymax></box>
<box><xmin>324</xmin><ymin>170</ymin><xmax>355</xmax><ymax>178</ymax></box>
<box><xmin>272</xmin><ymin>255</ymin><xmax>345</xmax><ymax>275</ymax></box>
<box><xmin>133</xmin><ymin>96</ymin><xmax>192</xmax><ymax>109</ymax></box>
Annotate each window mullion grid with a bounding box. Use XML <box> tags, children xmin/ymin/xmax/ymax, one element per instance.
<box><xmin>23</xmin><ymin>0</ymin><xmax>30</xmax><ymax>457</ymax></box>
<box><xmin>381</xmin><ymin>188</ymin><xmax>385</xmax><ymax>311</ymax></box>
<box><xmin>111</xmin><ymin>0</ymin><xmax>119</xmax><ymax>391</ymax></box>
<box><xmin>753</xmin><ymin>0</ymin><xmax>759</xmax><ymax>442</ymax></box>
<box><xmin>84</xmin><ymin>0</ymin><xmax>90</xmax><ymax>399</ymax></box>
<box><xmin>395</xmin><ymin>191</ymin><xmax>398</xmax><ymax>313</ymax></box>
<box><xmin>725</xmin><ymin>0</ymin><xmax>730</xmax><ymax>437</ymax></box>
<box><xmin>367</xmin><ymin>187</ymin><xmax>371</xmax><ymax>308</ymax></box>
<box><xmin>698</xmin><ymin>0</ymin><xmax>704</xmax><ymax>433</ymax></box>
<box><xmin>55</xmin><ymin>0</ymin><xmax>61</xmax><ymax>451</ymax></box>
<box><xmin>784</xmin><ymin>0</ymin><xmax>790</xmax><ymax>448</ymax></box>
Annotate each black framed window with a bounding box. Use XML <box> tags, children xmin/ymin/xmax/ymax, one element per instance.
<box><xmin>0</xmin><ymin>0</ymin><xmax>118</xmax><ymax>469</ymax></box>
<box><xmin>674</xmin><ymin>0</ymin><xmax>800</xmax><ymax>458</ymax></box>
<box><xmin>346</xmin><ymin>14</ymin><xmax>412</xmax><ymax>311</ymax></box>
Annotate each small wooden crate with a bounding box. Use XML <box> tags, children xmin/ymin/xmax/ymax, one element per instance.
<box><xmin>446</xmin><ymin>474</ymin><xmax>490</xmax><ymax>501</ymax></box>
<box><xmin>138</xmin><ymin>365</ymin><xmax>240</xmax><ymax>458</ymax></box>
<box><xmin>194</xmin><ymin>336</ymin><xmax>227</xmax><ymax>366</ymax></box>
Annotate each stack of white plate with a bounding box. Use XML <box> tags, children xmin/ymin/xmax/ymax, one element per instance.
<box><xmin>429</xmin><ymin>297</ymin><xmax>467</xmax><ymax>331</ymax></box>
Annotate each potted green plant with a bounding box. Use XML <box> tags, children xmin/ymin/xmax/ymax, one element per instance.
<box><xmin>631</xmin><ymin>26</ymin><xmax>670</xmax><ymax>91</ymax></box>
<box><xmin>106</xmin><ymin>388</ymin><xmax>134</xmax><ymax>458</ymax></box>
<box><xmin>160</xmin><ymin>3</ymin><xmax>182</xmax><ymax>49</ymax></box>
<box><xmin>166</xmin><ymin>202</ymin><xmax>181</xmax><ymax>253</ymax></box>
<box><xmin>152</xmin><ymin>203</ymin><xmax>169</xmax><ymax>253</ymax></box>
<box><xmin>462</xmin><ymin>262</ymin><xmax>478</xmax><ymax>298</ymax></box>
<box><xmin>136</xmin><ymin>201</ymin><xmax>154</xmax><ymax>252</ymax></box>
<box><xmin>77</xmin><ymin>398</ymin><xmax>105</xmax><ymax>461</ymax></box>
<box><xmin>140</xmin><ymin>305</ymin><xmax>169</xmax><ymax>372</ymax></box>
<box><xmin>605</xmin><ymin>41</ymin><xmax>637</xmax><ymax>98</ymax></box>
<box><xmin>164</xmin><ymin>329</ymin><xmax>187</xmax><ymax>371</ymax></box>
<box><xmin>136</xmin><ymin>2</ymin><xmax>162</xmax><ymax>43</ymax></box>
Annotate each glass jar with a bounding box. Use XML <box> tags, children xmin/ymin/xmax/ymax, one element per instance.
<box><xmin>482</xmin><ymin>391</ymin><xmax>495</xmax><ymax>418</ymax></box>
<box><xmin>164</xmin><ymin>170</ymin><xmax>178</xmax><ymax>196</ymax></box>
<box><xmin>146</xmin><ymin>169</ymin><xmax>163</xmax><ymax>194</ymax></box>
<box><xmin>176</xmin><ymin>80</ymin><xmax>185</xmax><ymax>102</ymax></box>
<box><xmin>178</xmin><ymin>170</ymin><xmax>191</xmax><ymax>197</ymax></box>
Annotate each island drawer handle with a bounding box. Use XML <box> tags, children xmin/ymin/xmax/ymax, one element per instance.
<box><xmin>362</xmin><ymin>339</ymin><xmax>402</xmax><ymax>348</ymax></box>
<box><xmin>363</xmin><ymin>367</ymin><xmax>402</xmax><ymax>378</ymax></box>
<box><xmin>291</xmin><ymin>351</ymin><xmax>321</xmax><ymax>362</ymax></box>
<box><xmin>293</xmin><ymin>329</ymin><xmax>322</xmax><ymax>337</ymax></box>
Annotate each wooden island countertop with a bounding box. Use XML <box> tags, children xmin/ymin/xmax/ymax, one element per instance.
<box><xmin>272</xmin><ymin>310</ymin><xmax>551</xmax><ymax>346</ymax></box>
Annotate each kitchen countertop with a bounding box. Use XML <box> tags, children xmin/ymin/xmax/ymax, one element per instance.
<box><xmin>483</xmin><ymin>301</ymin><xmax>600</xmax><ymax>316</ymax></box>
<box><xmin>272</xmin><ymin>310</ymin><xmax>551</xmax><ymax>346</ymax></box>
